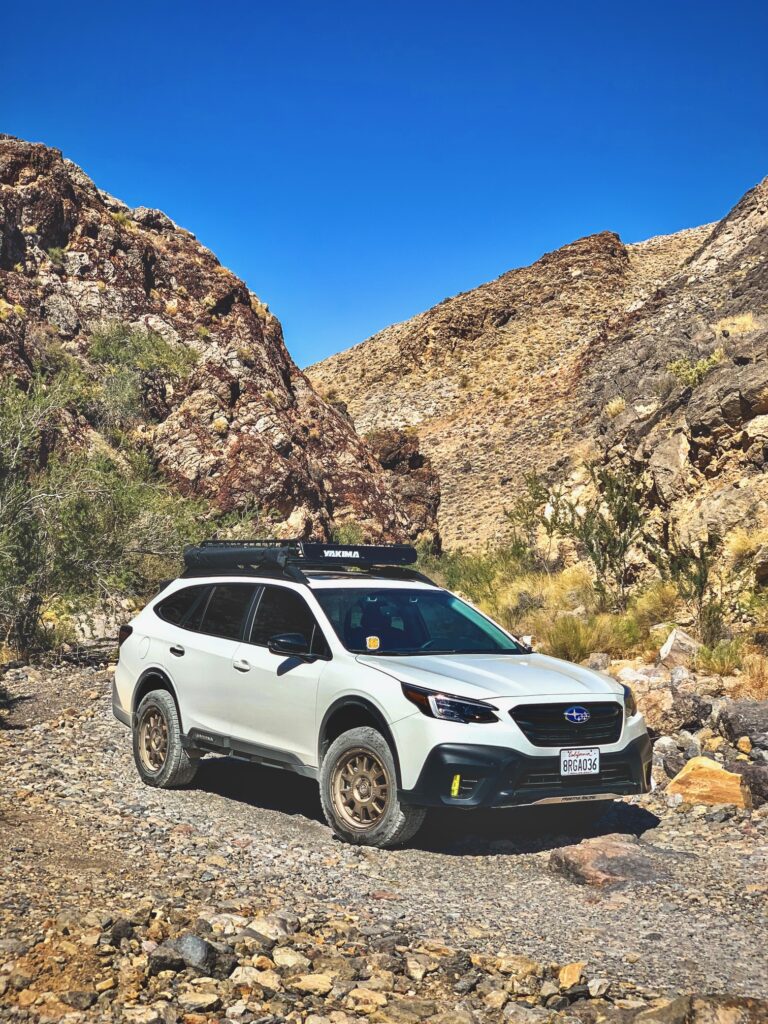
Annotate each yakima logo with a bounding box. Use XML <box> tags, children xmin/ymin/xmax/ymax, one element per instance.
<box><xmin>324</xmin><ymin>549</ymin><xmax>360</xmax><ymax>558</ymax></box>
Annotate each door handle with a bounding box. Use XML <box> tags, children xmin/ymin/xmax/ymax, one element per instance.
<box><xmin>233</xmin><ymin>658</ymin><xmax>251</xmax><ymax>673</ymax></box>
<box><xmin>169</xmin><ymin>645</ymin><xmax>185</xmax><ymax>657</ymax></box>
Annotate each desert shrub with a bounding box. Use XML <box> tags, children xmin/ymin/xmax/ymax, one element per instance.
<box><xmin>47</xmin><ymin>246</ymin><xmax>66</xmax><ymax>265</ymax></box>
<box><xmin>740</xmin><ymin>652</ymin><xmax>768</xmax><ymax>699</ymax></box>
<box><xmin>666</xmin><ymin>348</ymin><xmax>724</xmax><ymax>388</ymax></box>
<box><xmin>0</xmin><ymin>374</ymin><xmax>211</xmax><ymax>657</ymax></box>
<box><xmin>535</xmin><ymin>611</ymin><xmax>643</xmax><ymax>662</ymax></box>
<box><xmin>651</xmin><ymin>534</ymin><xmax>726</xmax><ymax>643</ymax></box>
<box><xmin>696</xmin><ymin>640</ymin><xmax>743</xmax><ymax>676</ymax></box>
<box><xmin>726</xmin><ymin>527</ymin><xmax>768</xmax><ymax>569</ymax></box>
<box><xmin>552</xmin><ymin>464</ymin><xmax>646</xmax><ymax>610</ymax></box>
<box><xmin>89</xmin><ymin>323</ymin><xmax>197</xmax><ymax>377</ymax></box>
<box><xmin>332</xmin><ymin>522</ymin><xmax>365</xmax><ymax>545</ymax></box>
<box><xmin>604</xmin><ymin>396</ymin><xmax>626</xmax><ymax>419</ymax></box>
<box><xmin>630</xmin><ymin>581</ymin><xmax>679</xmax><ymax>632</ymax></box>
<box><xmin>538</xmin><ymin>616</ymin><xmax>593</xmax><ymax>662</ymax></box>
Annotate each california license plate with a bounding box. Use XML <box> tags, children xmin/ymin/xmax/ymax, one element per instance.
<box><xmin>560</xmin><ymin>747</ymin><xmax>600</xmax><ymax>776</ymax></box>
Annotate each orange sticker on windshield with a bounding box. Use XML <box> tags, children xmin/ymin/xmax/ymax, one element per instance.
<box><xmin>366</xmin><ymin>635</ymin><xmax>380</xmax><ymax>651</ymax></box>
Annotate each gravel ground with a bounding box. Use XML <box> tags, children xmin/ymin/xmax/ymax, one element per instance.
<box><xmin>1</xmin><ymin>665</ymin><xmax>767</xmax><ymax>1023</ymax></box>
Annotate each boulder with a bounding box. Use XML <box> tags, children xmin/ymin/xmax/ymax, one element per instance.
<box><xmin>718</xmin><ymin>701</ymin><xmax>768</xmax><ymax>752</ymax></box>
<box><xmin>666</xmin><ymin>756</ymin><xmax>751</xmax><ymax>808</ymax></box>
<box><xmin>637</xmin><ymin>687</ymin><xmax>711</xmax><ymax>736</ymax></box>
<box><xmin>726</xmin><ymin>761</ymin><xmax>768</xmax><ymax>807</ymax></box>
<box><xmin>549</xmin><ymin>834</ymin><xmax>673</xmax><ymax>887</ymax></box>
<box><xmin>659</xmin><ymin>629</ymin><xmax>701</xmax><ymax>668</ymax></box>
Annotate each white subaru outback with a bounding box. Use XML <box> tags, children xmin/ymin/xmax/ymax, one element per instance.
<box><xmin>113</xmin><ymin>541</ymin><xmax>651</xmax><ymax>848</ymax></box>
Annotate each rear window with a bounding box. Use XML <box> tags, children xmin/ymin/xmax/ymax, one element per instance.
<box><xmin>199</xmin><ymin>583</ymin><xmax>257</xmax><ymax>640</ymax></box>
<box><xmin>155</xmin><ymin>585</ymin><xmax>210</xmax><ymax>627</ymax></box>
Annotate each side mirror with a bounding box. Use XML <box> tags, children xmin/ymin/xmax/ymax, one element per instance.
<box><xmin>521</xmin><ymin>635</ymin><xmax>534</xmax><ymax>650</ymax></box>
<box><xmin>268</xmin><ymin>632</ymin><xmax>311</xmax><ymax>658</ymax></box>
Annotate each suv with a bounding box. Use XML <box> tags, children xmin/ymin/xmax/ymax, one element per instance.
<box><xmin>113</xmin><ymin>541</ymin><xmax>651</xmax><ymax>848</ymax></box>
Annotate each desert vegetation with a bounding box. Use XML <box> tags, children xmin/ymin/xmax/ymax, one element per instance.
<box><xmin>0</xmin><ymin>324</ymin><xmax>249</xmax><ymax>659</ymax></box>
<box><xmin>418</xmin><ymin>466</ymin><xmax>768</xmax><ymax>683</ymax></box>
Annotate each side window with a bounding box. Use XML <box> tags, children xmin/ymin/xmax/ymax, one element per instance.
<box><xmin>250</xmin><ymin>586</ymin><xmax>330</xmax><ymax>657</ymax></box>
<box><xmin>198</xmin><ymin>583</ymin><xmax>257</xmax><ymax>640</ymax></box>
<box><xmin>155</xmin><ymin>585</ymin><xmax>210</xmax><ymax>628</ymax></box>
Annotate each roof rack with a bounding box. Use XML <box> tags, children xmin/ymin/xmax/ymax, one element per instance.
<box><xmin>181</xmin><ymin>539</ymin><xmax>435</xmax><ymax>586</ymax></box>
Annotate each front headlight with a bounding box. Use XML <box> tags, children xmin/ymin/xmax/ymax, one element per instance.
<box><xmin>401</xmin><ymin>683</ymin><xmax>499</xmax><ymax>724</ymax></box>
<box><xmin>622</xmin><ymin>684</ymin><xmax>637</xmax><ymax>718</ymax></box>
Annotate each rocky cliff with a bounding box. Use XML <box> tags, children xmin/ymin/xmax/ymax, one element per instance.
<box><xmin>0</xmin><ymin>136</ymin><xmax>438</xmax><ymax>542</ymax></box>
<box><xmin>309</xmin><ymin>186</ymin><xmax>767</xmax><ymax>549</ymax></box>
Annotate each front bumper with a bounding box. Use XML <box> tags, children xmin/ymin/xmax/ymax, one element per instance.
<box><xmin>398</xmin><ymin>734</ymin><xmax>652</xmax><ymax>808</ymax></box>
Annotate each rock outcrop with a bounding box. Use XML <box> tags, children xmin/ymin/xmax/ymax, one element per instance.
<box><xmin>309</xmin><ymin>177</ymin><xmax>768</xmax><ymax>551</ymax></box>
<box><xmin>0</xmin><ymin>136</ymin><xmax>438</xmax><ymax>541</ymax></box>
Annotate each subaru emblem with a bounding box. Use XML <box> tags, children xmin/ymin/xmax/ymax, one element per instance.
<box><xmin>564</xmin><ymin>705</ymin><xmax>590</xmax><ymax>724</ymax></box>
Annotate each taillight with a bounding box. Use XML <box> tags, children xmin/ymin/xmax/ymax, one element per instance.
<box><xmin>118</xmin><ymin>624</ymin><xmax>133</xmax><ymax>648</ymax></box>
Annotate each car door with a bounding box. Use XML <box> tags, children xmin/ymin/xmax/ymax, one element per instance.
<box><xmin>165</xmin><ymin>582</ymin><xmax>258</xmax><ymax>736</ymax></box>
<box><xmin>229</xmin><ymin>584</ymin><xmax>330</xmax><ymax>765</ymax></box>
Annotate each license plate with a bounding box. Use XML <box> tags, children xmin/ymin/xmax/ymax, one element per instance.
<box><xmin>560</xmin><ymin>747</ymin><xmax>600</xmax><ymax>776</ymax></box>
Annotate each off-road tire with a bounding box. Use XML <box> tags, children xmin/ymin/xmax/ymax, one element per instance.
<box><xmin>319</xmin><ymin>726</ymin><xmax>426</xmax><ymax>848</ymax></box>
<box><xmin>133</xmin><ymin>689</ymin><xmax>199</xmax><ymax>788</ymax></box>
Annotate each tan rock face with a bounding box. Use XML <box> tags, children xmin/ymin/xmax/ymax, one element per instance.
<box><xmin>666</xmin><ymin>756</ymin><xmax>751</xmax><ymax>808</ymax></box>
<box><xmin>309</xmin><ymin>176</ymin><xmax>768</xmax><ymax>554</ymax></box>
<box><xmin>0</xmin><ymin>135</ymin><xmax>438</xmax><ymax>542</ymax></box>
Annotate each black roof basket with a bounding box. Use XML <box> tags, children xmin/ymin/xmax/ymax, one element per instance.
<box><xmin>181</xmin><ymin>539</ymin><xmax>434</xmax><ymax>585</ymax></box>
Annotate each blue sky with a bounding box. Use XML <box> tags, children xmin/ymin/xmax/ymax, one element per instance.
<box><xmin>3</xmin><ymin>1</ymin><xmax>767</xmax><ymax>366</ymax></box>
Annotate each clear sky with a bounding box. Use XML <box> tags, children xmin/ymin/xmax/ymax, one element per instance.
<box><xmin>3</xmin><ymin>1</ymin><xmax>767</xmax><ymax>366</ymax></box>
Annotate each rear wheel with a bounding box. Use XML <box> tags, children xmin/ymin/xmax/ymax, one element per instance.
<box><xmin>320</xmin><ymin>726</ymin><xmax>426</xmax><ymax>848</ymax></box>
<box><xmin>133</xmin><ymin>689</ymin><xmax>198</xmax><ymax>788</ymax></box>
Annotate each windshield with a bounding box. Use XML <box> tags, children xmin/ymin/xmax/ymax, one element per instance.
<box><xmin>313</xmin><ymin>587</ymin><xmax>526</xmax><ymax>656</ymax></box>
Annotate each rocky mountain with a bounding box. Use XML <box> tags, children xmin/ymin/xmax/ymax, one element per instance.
<box><xmin>309</xmin><ymin>180</ymin><xmax>767</xmax><ymax>550</ymax></box>
<box><xmin>0</xmin><ymin>136</ymin><xmax>438</xmax><ymax>542</ymax></box>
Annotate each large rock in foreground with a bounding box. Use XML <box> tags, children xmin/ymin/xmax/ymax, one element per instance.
<box><xmin>666</xmin><ymin>756</ymin><xmax>751</xmax><ymax>808</ymax></box>
<box><xmin>549</xmin><ymin>834</ymin><xmax>676</xmax><ymax>888</ymax></box>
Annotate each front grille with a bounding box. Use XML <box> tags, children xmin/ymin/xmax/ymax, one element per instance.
<box><xmin>516</xmin><ymin>762</ymin><xmax>634</xmax><ymax>790</ymax></box>
<box><xmin>510</xmin><ymin>702</ymin><xmax>623</xmax><ymax>747</ymax></box>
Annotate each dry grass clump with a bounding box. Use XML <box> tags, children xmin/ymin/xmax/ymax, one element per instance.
<box><xmin>604</xmin><ymin>396</ymin><xmax>626</xmax><ymax>419</ymax></box>
<box><xmin>532</xmin><ymin>612</ymin><xmax>642</xmax><ymax>663</ymax></box>
<box><xmin>696</xmin><ymin>639</ymin><xmax>744</xmax><ymax>676</ymax></box>
<box><xmin>726</xmin><ymin>650</ymin><xmax>768</xmax><ymax>699</ymax></box>
<box><xmin>714</xmin><ymin>312</ymin><xmax>756</xmax><ymax>336</ymax></box>
<box><xmin>725</xmin><ymin>527</ymin><xmax>768</xmax><ymax>568</ymax></box>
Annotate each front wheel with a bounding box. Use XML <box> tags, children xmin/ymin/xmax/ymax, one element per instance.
<box><xmin>133</xmin><ymin>689</ymin><xmax>199</xmax><ymax>788</ymax></box>
<box><xmin>319</xmin><ymin>726</ymin><xmax>426</xmax><ymax>848</ymax></box>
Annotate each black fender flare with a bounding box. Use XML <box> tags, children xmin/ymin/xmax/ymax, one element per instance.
<box><xmin>133</xmin><ymin>667</ymin><xmax>184</xmax><ymax>729</ymax></box>
<box><xmin>318</xmin><ymin>696</ymin><xmax>402</xmax><ymax>787</ymax></box>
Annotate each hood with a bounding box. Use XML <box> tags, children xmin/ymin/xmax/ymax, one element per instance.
<box><xmin>356</xmin><ymin>652</ymin><xmax>623</xmax><ymax>702</ymax></box>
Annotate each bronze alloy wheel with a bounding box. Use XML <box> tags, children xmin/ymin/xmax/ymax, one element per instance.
<box><xmin>331</xmin><ymin>746</ymin><xmax>391</xmax><ymax>830</ymax></box>
<box><xmin>138</xmin><ymin>706</ymin><xmax>169</xmax><ymax>773</ymax></box>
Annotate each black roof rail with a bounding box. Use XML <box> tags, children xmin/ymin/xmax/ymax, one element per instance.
<box><xmin>180</xmin><ymin>539</ymin><xmax>435</xmax><ymax>586</ymax></box>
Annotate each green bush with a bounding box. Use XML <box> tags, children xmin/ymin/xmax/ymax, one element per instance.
<box><xmin>696</xmin><ymin>640</ymin><xmax>743</xmax><ymax>676</ymax></box>
<box><xmin>332</xmin><ymin>522</ymin><xmax>365</xmax><ymax>545</ymax></box>
<box><xmin>666</xmin><ymin>348</ymin><xmax>724</xmax><ymax>389</ymax></box>
<box><xmin>88</xmin><ymin>322</ymin><xmax>197</xmax><ymax>377</ymax></box>
<box><xmin>0</xmin><ymin>374</ymin><xmax>210</xmax><ymax>657</ymax></box>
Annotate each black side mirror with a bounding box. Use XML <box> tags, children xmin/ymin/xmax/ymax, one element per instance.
<box><xmin>268</xmin><ymin>632</ymin><xmax>311</xmax><ymax>659</ymax></box>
